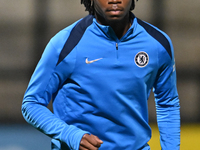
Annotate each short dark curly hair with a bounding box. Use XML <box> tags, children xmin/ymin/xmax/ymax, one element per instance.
<box><xmin>81</xmin><ymin>0</ymin><xmax>138</xmax><ymax>15</ymax></box>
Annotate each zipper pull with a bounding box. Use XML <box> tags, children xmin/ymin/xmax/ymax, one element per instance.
<box><xmin>116</xmin><ymin>43</ymin><xmax>118</xmax><ymax>50</ymax></box>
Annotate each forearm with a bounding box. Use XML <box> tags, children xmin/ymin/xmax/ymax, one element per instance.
<box><xmin>22</xmin><ymin>101</ymin><xmax>89</xmax><ymax>150</ymax></box>
<box><xmin>156</xmin><ymin>104</ymin><xmax>180</xmax><ymax>150</ymax></box>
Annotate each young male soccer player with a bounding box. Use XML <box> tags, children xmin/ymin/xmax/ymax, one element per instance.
<box><xmin>22</xmin><ymin>0</ymin><xmax>180</xmax><ymax>149</ymax></box>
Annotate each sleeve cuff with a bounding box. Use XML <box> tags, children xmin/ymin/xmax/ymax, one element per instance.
<box><xmin>61</xmin><ymin>125</ymin><xmax>90</xmax><ymax>150</ymax></box>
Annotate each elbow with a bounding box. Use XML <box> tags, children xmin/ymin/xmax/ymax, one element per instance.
<box><xmin>21</xmin><ymin>99</ymin><xmax>31</xmax><ymax>123</ymax></box>
<box><xmin>21</xmin><ymin>97</ymin><xmax>38</xmax><ymax>124</ymax></box>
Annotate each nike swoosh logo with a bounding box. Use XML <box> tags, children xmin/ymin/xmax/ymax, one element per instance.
<box><xmin>85</xmin><ymin>58</ymin><xmax>103</xmax><ymax>64</ymax></box>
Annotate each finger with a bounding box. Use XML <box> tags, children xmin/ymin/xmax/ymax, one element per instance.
<box><xmin>79</xmin><ymin>145</ymin><xmax>88</xmax><ymax>150</ymax></box>
<box><xmin>80</xmin><ymin>140</ymin><xmax>98</xmax><ymax>150</ymax></box>
<box><xmin>80</xmin><ymin>134</ymin><xmax>99</xmax><ymax>150</ymax></box>
<box><xmin>84</xmin><ymin>134</ymin><xmax>103</xmax><ymax>148</ymax></box>
<box><xmin>93</xmin><ymin>135</ymin><xmax>103</xmax><ymax>144</ymax></box>
<box><xmin>90</xmin><ymin>134</ymin><xmax>103</xmax><ymax>147</ymax></box>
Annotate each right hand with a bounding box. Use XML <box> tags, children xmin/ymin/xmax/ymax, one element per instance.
<box><xmin>79</xmin><ymin>134</ymin><xmax>103</xmax><ymax>150</ymax></box>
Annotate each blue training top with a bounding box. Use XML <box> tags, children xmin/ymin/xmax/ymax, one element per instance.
<box><xmin>22</xmin><ymin>14</ymin><xmax>180</xmax><ymax>150</ymax></box>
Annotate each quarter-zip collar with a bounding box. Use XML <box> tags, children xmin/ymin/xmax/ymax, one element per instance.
<box><xmin>93</xmin><ymin>12</ymin><xmax>136</xmax><ymax>42</ymax></box>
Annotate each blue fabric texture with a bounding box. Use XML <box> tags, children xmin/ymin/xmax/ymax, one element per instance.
<box><xmin>22</xmin><ymin>14</ymin><xmax>180</xmax><ymax>150</ymax></box>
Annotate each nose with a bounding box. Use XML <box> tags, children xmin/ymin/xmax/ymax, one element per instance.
<box><xmin>108</xmin><ymin>0</ymin><xmax>122</xmax><ymax>4</ymax></box>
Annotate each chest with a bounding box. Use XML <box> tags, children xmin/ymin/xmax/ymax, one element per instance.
<box><xmin>70</xmin><ymin>37</ymin><xmax>158</xmax><ymax>90</ymax></box>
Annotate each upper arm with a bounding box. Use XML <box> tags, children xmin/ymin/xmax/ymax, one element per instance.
<box><xmin>153</xmin><ymin>37</ymin><xmax>179</xmax><ymax>107</ymax></box>
<box><xmin>23</xmin><ymin>29</ymin><xmax>75</xmax><ymax>106</ymax></box>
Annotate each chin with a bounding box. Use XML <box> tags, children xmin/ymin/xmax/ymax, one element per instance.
<box><xmin>106</xmin><ymin>16</ymin><xmax>124</xmax><ymax>23</ymax></box>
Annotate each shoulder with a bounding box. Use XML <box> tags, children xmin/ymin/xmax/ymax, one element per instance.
<box><xmin>50</xmin><ymin>15</ymin><xmax>94</xmax><ymax>48</ymax></box>
<box><xmin>39</xmin><ymin>19</ymin><xmax>83</xmax><ymax>65</ymax></box>
<box><xmin>136</xmin><ymin>18</ymin><xmax>173</xmax><ymax>59</ymax></box>
<box><xmin>50</xmin><ymin>19</ymin><xmax>82</xmax><ymax>46</ymax></box>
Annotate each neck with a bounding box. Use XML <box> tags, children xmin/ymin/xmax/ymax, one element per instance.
<box><xmin>95</xmin><ymin>12</ymin><xmax>132</xmax><ymax>39</ymax></box>
<box><xmin>110</xmin><ymin>16</ymin><xmax>132</xmax><ymax>39</ymax></box>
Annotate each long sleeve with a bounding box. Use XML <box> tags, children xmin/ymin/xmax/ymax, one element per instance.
<box><xmin>153</xmin><ymin>39</ymin><xmax>180</xmax><ymax>149</ymax></box>
<box><xmin>21</xmin><ymin>33</ymin><xmax>89</xmax><ymax>150</ymax></box>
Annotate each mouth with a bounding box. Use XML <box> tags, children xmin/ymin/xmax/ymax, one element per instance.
<box><xmin>107</xmin><ymin>6</ymin><xmax>123</xmax><ymax>15</ymax></box>
<box><xmin>108</xmin><ymin>5</ymin><xmax>122</xmax><ymax>11</ymax></box>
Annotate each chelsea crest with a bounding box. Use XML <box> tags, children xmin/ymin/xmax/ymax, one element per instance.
<box><xmin>135</xmin><ymin>52</ymin><xmax>149</xmax><ymax>67</ymax></box>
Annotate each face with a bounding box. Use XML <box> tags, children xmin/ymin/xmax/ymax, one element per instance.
<box><xmin>93</xmin><ymin>0</ymin><xmax>132</xmax><ymax>24</ymax></box>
